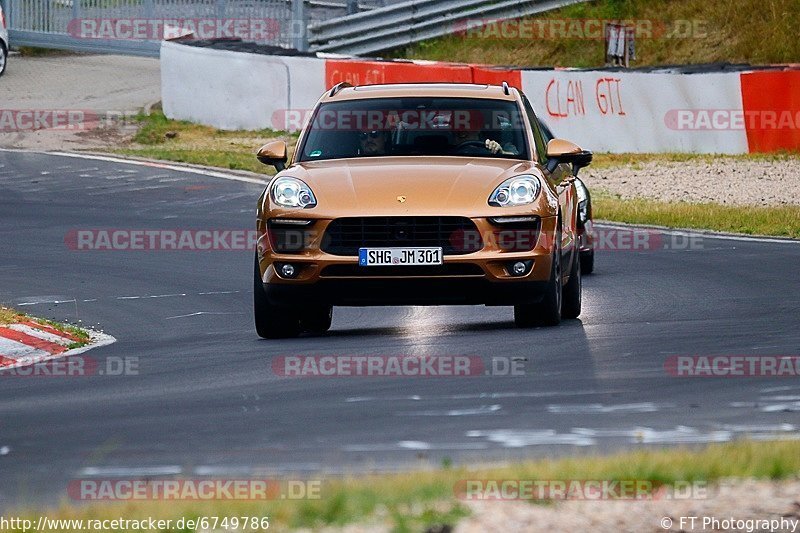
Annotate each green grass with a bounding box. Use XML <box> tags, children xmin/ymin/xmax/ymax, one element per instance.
<box><xmin>590</xmin><ymin>151</ymin><xmax>800</xmax><ymax>169</ymax></box>
<box><xmin>393</xmin><ymin>0</ymin><xmax>800</xmax><ymax>67</ymax></box>
<box><xmin>594</xmin><ymin>192</ymin><xmax>800</xmax><ymax>237</ymax></box>
<box><xmin>107</xmin><ymin>111</ymin><xmax>297</xmax><ymax>176</ymax></box>
<box><xmin>17</xmin><ymin>47</ymin><xmax>78</xmax><ymax>57</ymax></box>
<box><xmin>0</xmin><ymin>306</ymin><xmax>19</xmax><ymax>325</ymax></box>
<box><xmin>5</xmin><ymin>440</ymin><xmax>800</xmax><ymax>532</ymax></box>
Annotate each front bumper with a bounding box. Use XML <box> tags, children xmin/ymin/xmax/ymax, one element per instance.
<box><xmin>257</xmin><ymin>215</ymin><xmax>559</xmax><ymax>307</ymax></box>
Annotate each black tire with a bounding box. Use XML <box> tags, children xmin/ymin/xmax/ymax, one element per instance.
<box><xmin>514</xmin><ymin>231</ymin><xmax>562</xmax><ymax>328</ymax></box>
<box><xmin>561</xmin><ymin>248</ymin><xmax>581</xmax><ymax>319</ymax></box>
<box><xmin>254</xmin><ymin>253</ymin><xmax>301</xmax><ymax>339</ymax></box>
<box><xmin>0</xmin><ymin>43</ymin><xmax>7</xmax><ymax>78</ymax></box>
<box><xmin>300</xmin><ymin>305</ymin><xmax>333</xmax><ymax>334</ymax></box>
<box><xmin>580</xmin><ymin>249</ymin><xmax>594</xmax><ymax>275</ymax></box>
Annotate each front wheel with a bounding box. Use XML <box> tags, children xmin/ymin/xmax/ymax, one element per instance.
<box><xmin>514</xmin><ymin>233</ymin><xmax>562</xmax><ymax>328</ymax></box>
<box><xmin>561</xmin><ymin>248</ymin><xmax>581</xmax><ymax>319</ymax></box>
<box><xmin>254</xmin><ymin>253</ymin><xmax>301</xmax><ymax>339</ymax></box>
<box><xmin>580</xmin><ymin>249</ymin><xmax>594</xmax><ymax>275</ymax></box>
<box><xmin>300</xmin><ymin>305</ymin><xmax>333</xmax><ymax>334</ymax></box>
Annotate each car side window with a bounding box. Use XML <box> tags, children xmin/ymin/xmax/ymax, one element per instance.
<box><xmin>521</xmin><ymin>94</ymin><xmax>548</xmax><ymax>164</ymax></box>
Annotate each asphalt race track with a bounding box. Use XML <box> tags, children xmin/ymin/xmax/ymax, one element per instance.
<box><xmin>1</xmin><ymin>150</ymin><xmax>799</xmax><ymax>507</ymax></box>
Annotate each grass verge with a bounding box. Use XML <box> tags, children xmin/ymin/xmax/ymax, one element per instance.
<box><xmin>107</xmin><ymin>111</ymin><xmax>297</xmax><ymax>176</ymax></box>
<box><xmin>16</xmin><ymin>47</ymin><xmax>79</xmax><ymax>57</ymax></box>
<box><xmin>5</xmin><ymin>440</ymin><xmax>800</xmax><ymax>532</ymax></box>
<box><xmin>590</xmin><ymin>151</ymin><xmax>800</xmax><ymax>170</ymax></box>
<box><xmin>594</xmin><ymin>192</ymin><xmax>800</xmax><ymax>238</ymax></box>
<box><xmin>392</xmin><ymin>0</ymin><xmax>800</xmax><ymax>68</ymax></box>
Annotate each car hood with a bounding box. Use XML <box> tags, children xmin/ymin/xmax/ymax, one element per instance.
<box><xmin>277</xmin><ymin>156</ymin><xmax>539</xmax><ymax>216</ymax></box>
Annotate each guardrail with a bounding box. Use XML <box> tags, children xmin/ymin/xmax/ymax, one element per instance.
<box><xmin>2</xmin><ymin>0</ymin><xmax>410</xmax><ymax>55</ymax></box>
<box><xmin>4</xmin><ymin>0</ymin><xmax>587</xmax><ymax>56</ymax></box>
<box><xmin>308</xmin><ymin>0</ymin><xmax>589</xmax><ymax>55</ymax></box>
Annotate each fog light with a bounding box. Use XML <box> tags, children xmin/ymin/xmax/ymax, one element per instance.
<box><xmin>280</xmin><ymin>263</ymin><xmax>296</xmax><ymax>278</ymax></box>
<box><xmin>508</xmin><ymin>260</ymin><xmax>533</xmax><ymax>277</ymax></box>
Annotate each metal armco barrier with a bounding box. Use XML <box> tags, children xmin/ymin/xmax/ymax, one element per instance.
<box><xmin>308</xmin><ymin>0</ymin><xmax>590</xmax><ymax>55</ymax></box>
<box><xmin>3</xmin><ymin>0</ymin><xmax>587</xmax><ymax>56</ymax></box>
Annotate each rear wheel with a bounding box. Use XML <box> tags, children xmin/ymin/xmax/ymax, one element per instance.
<box><xmin>254</xmin><ymin>253</ymin><xmax>301</xmax><ymax>339</ymax></box>
<box><xmin>561</xmin><ymin>248</ymin><xmax>582</xmax><ymax>319</ymax></box>
<box><xmin>515</xmin><ymin>231</ymin><xmax>562</xmax><ymax>328</ymax></box>
<box><xmin>580</xmin><ymin>249</ymin><xmax>594</xmax><ymax>275</ymax></box>
<box><xmin>300</xmin><ymin>305</ymin><xmax>333</xmax><ymax>334</ymax></box>
<box><xmin>0</xmin><ymin>44</ymin><xmax>7</xmax><ymax>77</ymax></box>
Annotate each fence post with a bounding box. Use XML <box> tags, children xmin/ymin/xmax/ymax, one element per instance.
<box><xmin>347</xmin><ymin>0</ymin><xmax>358</xmax><ymax>15</ymax></box>
<box><xmin>292</xmin><ymin>0</ymin><xmax>308</xmax><ymax>52</ymax></box>
<box><xmin>3</xmin><ymin>0</ymin><xmax>11</xmax><ymax>30</ymax></box>
<box><xmin>143</xmin><ymin>0</ymin><xmax>155</xmax><ymax>20</ymax></box>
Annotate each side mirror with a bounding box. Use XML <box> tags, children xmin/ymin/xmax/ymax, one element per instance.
<box><xmin>545</xmin><ymin>138</ymin><xmax>593</xmax><ymax>176</ymax></box>
<box><xmin>256</xmin><ymin>140</ymin><xmax>288</xmax><ymax>171</ymax></box>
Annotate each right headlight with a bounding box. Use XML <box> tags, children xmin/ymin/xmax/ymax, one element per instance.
<box><xmin>488</xmin><ymin>175</ymin><xmax>541</xmax><ymax>207</ymax></box>
<box><xmin>271</xmin><ymin>177</ymin><xmax>317</xmax><ymax>209</ymax></box>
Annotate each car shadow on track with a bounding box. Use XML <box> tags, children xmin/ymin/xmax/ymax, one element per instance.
<box><xmin>312</xmin><ymin>318</ymin><xmax>586</xmax><ymax>338</ymax></box>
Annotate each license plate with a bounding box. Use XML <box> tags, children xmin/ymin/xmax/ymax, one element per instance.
<box><xmin>359</xmin><ymin>247</ymin><xmax>443</xmax><ymax>266</ymax></box>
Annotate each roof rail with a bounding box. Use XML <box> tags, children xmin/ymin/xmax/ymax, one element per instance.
<box><xmin>502</xmin><ymin>81</ymin><xmax>510</xmax><ymax>95</ymax></box>
<box><xmin>329</xmin><ymin>81</ymin><xmax>354</xmax><ymax>97</ymax></box>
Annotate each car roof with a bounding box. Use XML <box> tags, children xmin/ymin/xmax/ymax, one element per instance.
<box><xmin>319</xmin><ymin>83</ymin><xmax>518</xmax><ymax>103</ymax></box>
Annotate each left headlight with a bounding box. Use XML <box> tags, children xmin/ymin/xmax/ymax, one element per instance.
<box><xmin>488</xmin><ymin>175</ymin><xmax>541</xmax><ymax>207</ymax></box>
<box><xmin>271</xmin><ymin>177</ymin><xmax>317</xmax><ymax>209</ymax></box>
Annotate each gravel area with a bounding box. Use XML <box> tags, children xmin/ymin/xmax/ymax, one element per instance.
<box><xmin>582</xmin><ymin>159</ymin><xmax>800</xmax><ymax>207</ymax></box>
<box><xmin>456</xmin><ymin>479</ymin><xmax>800</xmax><ymax>532</ymax></box>
<box><xmin>295</xmin><ymin>479</ymin><xmax>800</xmax><ymax>532</ymax></box>
<box><xmin>0</xmin><ymin>53</ymin><xmax>159</xmax><ymax>151</ymax></box>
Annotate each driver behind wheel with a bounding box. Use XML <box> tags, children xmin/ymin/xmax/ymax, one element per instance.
<box><xmin>358</xmin><ymin>129</ymin><xmax>389</xmax><ymax>156</ymax></box>
<box><xmin>451</xmin><ymin>127</ymin><xmax>519</xmax><ymax>156</ymax></box>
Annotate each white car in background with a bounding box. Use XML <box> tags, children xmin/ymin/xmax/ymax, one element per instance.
<box><xmin>0</xmin><ymin>3</ymin><xmax>8</xmax><ymax>77</ymax></box>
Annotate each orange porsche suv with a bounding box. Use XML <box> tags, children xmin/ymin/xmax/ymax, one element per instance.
<box><xmin>254</xmin><ymin>82</ymin><xmax>592</xmax><ymax>338</ymax></box>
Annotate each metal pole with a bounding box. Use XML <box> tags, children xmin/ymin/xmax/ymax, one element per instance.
<box><xmin>346</xmin><ymin>0</ymin><xmax>357</xmax><ymax>15</ymax></box>
<box><xmin>215</xmin><ymin>0</ymin><xmax>227</xmax><ymax>20</ymax></box>
<box><xmin>292</xmin><ymin>0</ymin><xmax>307</xmax><ymax>52</ymax></box>
<box><xmin>3</xmin><ymin>0</ymin><xmax>12</xmax><ymax>30</ymax></box>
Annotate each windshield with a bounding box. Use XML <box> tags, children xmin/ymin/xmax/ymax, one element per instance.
<box><xmin>298</xmin><ymin>97</ymin><xmax>529</xmax><ymax>162</ymax></box>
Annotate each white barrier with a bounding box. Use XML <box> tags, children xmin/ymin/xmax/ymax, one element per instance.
<box><xmin>162</xmin><ymin>41</ymin><xmax>795</xmax><ymax>154</ymax></box>
<box><xmin>161</xmin><ymin>40</ymin><xmax>325</xmax><ymax>131</ymax></box>
<box><xmin>521</xmin><ymin>70</ymin><xmax>748</xmax><ymax>154</ymax></box>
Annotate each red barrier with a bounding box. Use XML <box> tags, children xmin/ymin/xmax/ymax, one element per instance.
<box><xmin>740</xmin><ymin>70</ymin><xmax>800</xmax><ymax>152</ymax></box>
<box><xmin>325</xmin><ymin>60</ymin><xmax>473</xmax><ymax>87</ymax></box>
<box><xmin>471</xmin><ymin>66</ymin><xmax>522</xmax><ymax>89</ymax></box>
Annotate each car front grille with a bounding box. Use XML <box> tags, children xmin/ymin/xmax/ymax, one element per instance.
<box><xmin>321</xmin><ymin>216</ymin><xmax>483</xmax><ymax>256</ymax></box>
<box><xmin>320</xmin><ymin>263</ymin><xmax>484</xmax><ymax>277</ymax></box>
